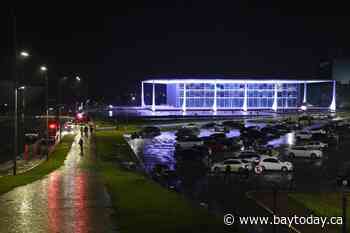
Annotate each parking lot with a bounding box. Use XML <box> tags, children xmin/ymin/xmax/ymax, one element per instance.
<box><xmin>126</xmin><ymin>114</ymin><xmax>350</xmax><ymax>232</ymax></box>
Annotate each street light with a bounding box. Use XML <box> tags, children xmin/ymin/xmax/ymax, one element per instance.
<box><xmin>13</xmin><ymin>50</ymin><xmax>30</xmax><ymax>175</ymax></box>
<box><xmin>57</xmin><ymin>76</ymin><xmax>70</xmax><ymax>141</ymax></box>
<box><xmin>20</xmin><ymin>51</ymin><xmax>29</xmax><ymax>57</ymax></box>
<box><xmin>75</xmin><ymin>76</ymin><xmax>83</xmax><ymax>111</ymax></box>
<box><xmin>40</xmin><ymin>66</ymin><xmax>49</xmax><ymax>160</ymax></box>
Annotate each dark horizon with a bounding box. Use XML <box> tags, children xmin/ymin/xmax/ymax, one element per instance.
<box><xmin>1</xmin><ymin>3</ymin><xmax>350</xmax><ymax>102</ymax></box>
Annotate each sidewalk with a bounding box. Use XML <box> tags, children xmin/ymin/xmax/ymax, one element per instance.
<box><xmin>0</xmin><ymin>158</ymin><xmax>44</xmax><ymax>177</ymax></box>
<box><xmin>0</xmin><ymin>131</ymin><xmax>75</xmax><ymax>177</ymax></box>
<box><xmin>0</xmin><ymin>132</ymin><xmax>118</xmax><ymax>233</ymax></box>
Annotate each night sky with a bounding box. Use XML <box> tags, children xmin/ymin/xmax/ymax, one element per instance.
<box><xmin>1</xmin><ymin>2</ymin><xmax>350</xmax><ymax>102</ymax></box>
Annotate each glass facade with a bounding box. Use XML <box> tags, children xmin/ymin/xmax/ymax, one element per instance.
<box><xmin>142</xmin><ymin>78</ymin><xmax>335</xmax><ymax>111</ymax></box>
<box><xmin>174</xmin><ymin>82</ymin><xmax>299</xmax><ymax>109</ymax></box>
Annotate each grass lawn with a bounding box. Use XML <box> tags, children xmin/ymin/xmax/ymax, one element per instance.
<box><xmin>289</xmin><ymin>193</ymin><xmax>349</xmax><ymax>230</ymax></box>
<box><xmin>95</xmin><ymin>129</ymin><xmax>233</xmax><ymax>233</ymax></box>
<box><xmin>0</xmin><ymin>134</ymin><xmax>75</xmax><ymax>195</ymax></box>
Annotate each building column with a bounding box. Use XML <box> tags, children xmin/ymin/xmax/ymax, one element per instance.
<box><xmin>329</xmin><ymin>80</ymin><xmax>336</xmax><ymax>111</ymax></box>
<box><xmin>213</xmin><ymin>81</ymin><xmax>217</xmax><ymax>112</ymax></box>
<box><xmin>152</xmin><ymin>81</ymin><xmax>156</xmax><ymax>111</ymax></box>
<box><xmin>303</xmin><ymin>82</ymin><xmax>307</xmax><ymax>103</ymax></box>
<box><xmin>141</xmin><ymin>81</ymin><xmax>145</xmax><ymax>107</ymax></box>
<box><xmin>272</xmin><ymin>83</ymin><xmax>278</xmax><ymax>111</ymax></box>
<box><xmin>243</xmin><ymin>83</ymin><xmax>248</xmax><ymax>111</ymax></box>
<box><xmin>182</xmin><ymin>83</ymin><xmax>187</xmax><ymax>112</ymax></box>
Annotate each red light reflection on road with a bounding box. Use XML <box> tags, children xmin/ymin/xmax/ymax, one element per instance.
<box><xmin>74</xmin><ymin>171</ymin><xmax>89</xmax><ymax>233</ymax></box>
<box><xmin>47</xmin><ymin>171</ymin><xmax>62</xmax><ymax>233</ymax></box>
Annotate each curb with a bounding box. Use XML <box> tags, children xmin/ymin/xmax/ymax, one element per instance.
<box><xmin>246</xmin><ymin>191</ymin><xmax>302</xmax><ymax>233</ymax></box>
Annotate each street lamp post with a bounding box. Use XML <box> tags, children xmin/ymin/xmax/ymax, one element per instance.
<box><xmin>12</xmin><ymin>47</ymin><xmax>30</xmax><ymax>175</ymax></box>
<box><xmin>12</xmin><ymin>12</ymin><xmax>17</xmax><ymax>175</ymax></box>
<box><xmin>19</xmin><ymin>86</ymin><xmax>26</xmax><ymax>156</ymax></box>
<box><xmin>58</xmin><ymin>76</ymin><xmax>68</xmax><ymax>141</ymax></box>
<box><xmin>40</xmin><ymin>66</ymin><xmax>49</xmax><ymax>160</ymax></box>
<box><xmin>18</xmin><ymin>51</ymin><xmax>29</xmax><ymax>159</ymax></box>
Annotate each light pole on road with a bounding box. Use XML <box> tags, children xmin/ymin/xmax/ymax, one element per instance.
<box><xmin>12</xmin><ymin>47</ymin><xmax>30</xmax><ymax>175</ymax></box>
<box><xmin>40</xmin><ymin>66</ymin><xmax>49</xmax><ymax>160</ymax></box>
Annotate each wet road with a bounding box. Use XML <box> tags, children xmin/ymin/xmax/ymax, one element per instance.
<box><xmin>0</xmin><ymin>134</ymin><xmax>117</xmax><ymax>233</ymax></box>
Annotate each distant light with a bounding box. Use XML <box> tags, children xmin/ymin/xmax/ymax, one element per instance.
<box><xmin>76</xmin><ymin>113</ymin><xmax>83</xmax><ymax>119</ymax></box>
<box><xmin>287</xmin><ymin>133</ymin><xmax>295</xmax><ymax>145</ymax></box>
<box><xmin>18</xmin><ymin>86</ymin><xmax>26</xmax><ymax>90</ymax></box>
<box><xmin>131</xmin><ymin>96</ymin><xmax>136</xmax><ymax>101</ymax></box>
<box><xmin>108</xmin><ymin>110</ymin><xmax>113</xmax><ymax>117</ymax></box>
<box><xmin>20</xmin><ymin>51</ymin><xmax>29</xmax><ymax>57</ymax></box>
<box><xmin>76</xmin><ymin>76</ymin><xmax>81</xmax><ymax>82</ymax></box>
<box><xmin>108</xmin><ymin>105</ymin><xmax>113</xmax><ymax>108</ymax></box>
<box><xmin>40</xmin><ymin>66</ymin><xmax>47</xmax><ymax>71</ymax></box>
<box><xmin>300</xmin><ymin>105</ymin><xmax>307</xmax><ymax>111</ymax></box>
<box><xmin>4</xmin><ymin>104</ymin><xmax>8</xmax><ymax>107</ymax></box>
<box><xmin>49</xmin><ymin>123</ymin><xmax>57</xmax><ymax>129</ymax></box>
<box><xmin>49</xmin><ymin>107</ymin><xmax>54</xmax><ymax>111</ymax></box>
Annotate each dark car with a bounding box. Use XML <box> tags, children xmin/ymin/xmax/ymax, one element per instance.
<box><xmin>273</xmin><ymin>124</ymin><xmax>291</xmax><ymax>133</ymax></box>
<box><xmin>24</xmin><ymin>129</ymin><xmax>41</xmax><ymax>144</ymax></box>
<box><xmin>209</xmin><ymin>133</ymin><xmax>227</xmax><ymax>141</ymax></box>
<box><xmin>201</xmin><ymin>122</ymin><xmax>217</xmax><ymax>129</ymax></box>
<box><xmin>336</xmin><ymin>162</ymin><xmax>350</xmax><ymax>187</ymax></box>
<box><xmin>222</xmin><ymin>121</ymin><xmax>244</xmax><ymax>129</ymax></box>
<box><xmin>140</xmin><ymin>126</ymin><xmax>161</xmax><ymax>138</ymax></box>
<box><xmin>175</xmin><ymin>127</ymin><xmax>197</xmax><ymax>139</ymax></box>
<box><xmin>175</xmin><ymin>147</ymin><xmax>208</xmax><ymax>162</ymax></box>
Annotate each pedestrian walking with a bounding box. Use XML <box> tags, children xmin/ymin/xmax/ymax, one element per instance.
<box><xmin>79</xmin><ymin>137</ymin><xmax>84</xmax><ymax>155</ymax></box>
<box><xmin>89</xmin><ymin>123</ymin><xmax>94</xmax><ymax>134</ymax></box>
<box><xmin>84</xmin><ymin>125</ymin><xmax>89</xmax><ymax>137</ymax></box>
<box><xmin>80</xmin><ymin>126</ymin><xmax>84</xmax><ymax>136</ymax></box>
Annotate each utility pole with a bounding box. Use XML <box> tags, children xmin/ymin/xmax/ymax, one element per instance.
<box><xmin>40</xmin><ymin>66</ymin><xmax>49</xmax><ymax>160</ymax></box>
<box><xmin>12</xmin><ymin>11</ymin><xmax>18</xmax><ymax>175</ymax></box>
<box><xmin>45</xmin><ymin>71</ymin><xmax>49</xmax><ymax>160</ymax></box>
<box><xmin>57</xmin><ymin>78</ymin><xmax>64</xmax><ymax>142</ymax></box>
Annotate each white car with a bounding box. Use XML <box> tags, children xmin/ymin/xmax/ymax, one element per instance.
<box><xmin>295</xmin><ymin>131</ymin><xmax>313</xmax><ymax>140</ymax></box>
<box><xmin>301</xmin><ymin>141</ymin><xmax>328</xmax><ymax>150</ymax></box>
<box><xmin>211</xmin><ymin>159</ymin><xmax>253</xmax><ymax>173</ymax></box>
<box><xmin>256</xmin><ymin>156</ymin><xmax>293</xmax><ymax>172</ymax></box>
<box><xmin>186</xmin><ymin>123</ymin><xmax>198</xmax><ymax>129</ymax></box>
<box><xmin>64</xmin><ymin>122</ymin><xmax>75</xmax><ymax>131</ymax></box>
<box><xmin>235</xmin><ymin>150</ymin><xmax>261</xmax><ymax>163</ymax></box>
<box><xmin>214</xmin><ymin>124</ymin><xmax>229</xmax><ymax>133</ymax></box>
<box><xmin>286</xmin><ymin>146</ymin><xmax>323</xmax><ymax>159</ymax></box>
<box><xmin>309</xmin><ymin>128</ymin><xmax>326</xmax><ymax>135</ymax></box>
<box><xmin>176</xmin><ymin>137</ymin><xmax>203</xmax><ymax>149</ymax></box>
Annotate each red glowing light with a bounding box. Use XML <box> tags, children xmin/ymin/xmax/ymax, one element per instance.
<box><xmin>76</xmin><ymin>113</ymin><xmax>83</xmax><ymax>119</ymax></box>
<box><xmin>49</xmin><ymin>123</ymin><xmax>57</xmax><ymax>129</ymax></box>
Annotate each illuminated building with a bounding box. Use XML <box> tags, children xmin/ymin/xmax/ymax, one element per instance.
<box><xmin>141</xmin><ymin>76</ymin><xmax>336</xmax><ymax>112</ymax></box>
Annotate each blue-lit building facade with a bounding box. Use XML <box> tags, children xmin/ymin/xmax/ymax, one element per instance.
<box><xmin>141</xmin><ymin>77</ymin><xmax>336</xmax><ymax>111</ymax></box>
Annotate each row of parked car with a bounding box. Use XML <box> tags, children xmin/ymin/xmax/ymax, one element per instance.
<box><xmin>174</xmin><ymin>117</ymin><xmax>338</xmax><ymax>174</ymax></box>
<box><xmin>211</xmin><ymin>156</ymin><xmax>293</xmax><ymax>174</ymax></box>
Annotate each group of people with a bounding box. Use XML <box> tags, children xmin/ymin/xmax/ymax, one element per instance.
<box><xmin>78</xmin><ymin>123</ymin><xmax>94</xmax><ymax>155</ymax></box>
